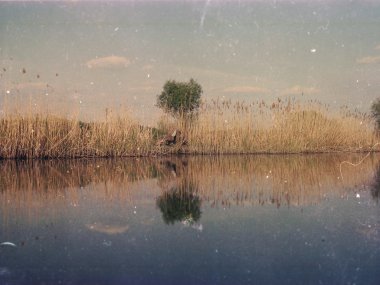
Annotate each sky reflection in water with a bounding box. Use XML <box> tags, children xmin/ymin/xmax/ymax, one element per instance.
<box><xmin>0</xmin><ymin>154</ymin><xmax>379</xmax><ymax>284</ymax></box>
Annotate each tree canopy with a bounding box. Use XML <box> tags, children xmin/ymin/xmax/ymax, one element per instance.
<box><xmin>156</xmin><ymin>79</ymin><xmax>202</xmax><ymax>119</ymax></box>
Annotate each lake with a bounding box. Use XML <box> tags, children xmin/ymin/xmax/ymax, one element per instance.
<box><xmin>0</xmin><ymin>154</ymin><xmax>379</xmax><ymax>285</ymax></box>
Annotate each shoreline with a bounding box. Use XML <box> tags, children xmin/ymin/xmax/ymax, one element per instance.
<box><xmin>1</xmin><ymin>149</ymin><xmax>379</xmax><ymax>160</ymax></box>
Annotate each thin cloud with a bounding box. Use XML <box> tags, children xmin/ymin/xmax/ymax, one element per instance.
<box><xmin>356</xmin><ymin>56</ymin><xmax>380</xmax><ymax>64</ymax></box>
<box><xmin>281</xmin><ymin>85</ymin><xmax>319</xmax><ymax>96</ymax></box>
<box><xmin>86</xmin><ymin>55</ymin><xmax>131</xmax><ymax>69</ymax></box>
<box><xmin>222</xmin><ymin>86</ymin><xmax>270</xmax><ymax>94</ymax></box>
<box><xmin>142</xmin><ymin>64</ymin><xmax>154</xmax><ymax>71</ymax></box>
<box><xmin>11</xmin><ymin>82</ymin><xmax>51</xmax><ymax>91</ymax></box>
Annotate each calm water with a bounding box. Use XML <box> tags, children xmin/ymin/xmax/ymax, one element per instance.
<box><xmin>0</xmin><ymin>154</ymin><xmax>379</xmax><ymax>285</ymax></box>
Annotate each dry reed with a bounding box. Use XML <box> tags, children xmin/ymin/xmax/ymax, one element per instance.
<box><xmin>183</xmin><ymin>99</ymin><xmax>377</xmax><ymax>154</ymax></box>
<box><xmin>0</xmin><ymin>99</ymin><xmax>377</xmax><ymax>158</ymax></box>
<box><xmin>0</xmin><ymin>113</ymin><xmax>156</xmax><ymax>158</ymax></box>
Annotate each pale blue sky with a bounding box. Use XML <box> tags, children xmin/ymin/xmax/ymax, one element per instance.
<box><xmin>1</xmin><ymin>0</ymin><xmax>380</xmax><ymax>123</ymax></box>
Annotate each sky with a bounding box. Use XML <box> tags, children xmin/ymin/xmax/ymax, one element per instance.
<box><xmin>0</xmin><ymin>0</ymin><xmax>380</xmax><ymax>123</ymax></box>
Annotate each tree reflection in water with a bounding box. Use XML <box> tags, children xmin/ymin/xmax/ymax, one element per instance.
<box><xmin>156</xmin><ymin>182</ymin><xmax>201</xmax><ymax>225</ymax></box>
<box><xmin>156</xmin><ymin>159</ymin><xmax>201</xmax><ymax>225</ymax></box>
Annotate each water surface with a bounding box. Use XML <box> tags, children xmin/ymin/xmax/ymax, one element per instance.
<box><xmin>0</xmin><ymin>154</ymin><xmax>379</xmax><ymax>284</ymax></box>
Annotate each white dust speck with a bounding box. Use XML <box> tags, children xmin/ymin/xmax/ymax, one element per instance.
<box><xmin>6</xmin><ymin>90</ymin><xmax>10</xmax><ymax>94</ymax></box>
<box><xmin>194</xmin><ymin>224</ymin><xmax>203</xmax><ymax>232</ymax></box>
<box><xmin>0</xmin><ymin>242</ymin><xmax>17</xmax><ymax>247</ymax></box>
<box><xmin>147</xmin><ymin>73</ymin><xmax>150</xmax><ymax>78</ymax></box>
<box><xmin>114</xmin><ymin>27</ymin><xmax>119</xmax><ymax>32</ymax></box>
<box><xmin>310</xmin><ymin>49</ymin><xmax>317</xmax><ymax>53</ymax></box>
<box><xmin>356</xmin><ymin>193</ymin><xmax>360</xmax><ymax>198</ymax></box>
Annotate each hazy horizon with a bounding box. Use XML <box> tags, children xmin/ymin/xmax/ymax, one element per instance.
<box><xmin>1</xmin><ymin>0</ymin><xmax>380</xmax><ymax>123</ymax></box>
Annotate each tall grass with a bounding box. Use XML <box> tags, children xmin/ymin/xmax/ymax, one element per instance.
<box><xmin>0</xmin><ymin>98</ymin><xmax>378</xmax><ymax>158</ymax></box>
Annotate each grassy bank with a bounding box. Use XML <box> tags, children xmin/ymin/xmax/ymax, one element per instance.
<box><xmin>0</xmin><ymin>99</ymin><xmax>378</xmax><ymax>158</ymax></box>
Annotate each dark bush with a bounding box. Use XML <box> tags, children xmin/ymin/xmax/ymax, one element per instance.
<box><xmin>371</xmin><ymin>99</ymin><xmax>380</xmax><ymax>130</ymax></box>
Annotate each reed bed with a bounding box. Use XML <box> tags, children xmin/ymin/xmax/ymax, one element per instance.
<box><xmin>0</xmin><ymin>99</ymin><xmax>378</xmax><ymax>158</ymax></box>
<box><xmin>0</xmin><ymin>114</ymin><xmax>155</xmax><ymax>158</ymax></box>
<box><xmin>183</xmin><ymin>99</ymin><xmax>377</xmax><ymax>154</ymax></box>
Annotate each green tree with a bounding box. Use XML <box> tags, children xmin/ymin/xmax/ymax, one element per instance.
<box><xmin>371</xmin><ymin>99</ymin><xmax>380</xmax><ymax>131</ymax></box>
<box><xmin>156</xmin><ymin>79</ymin><xmax>202</xmax><ymax>121</ymax></box>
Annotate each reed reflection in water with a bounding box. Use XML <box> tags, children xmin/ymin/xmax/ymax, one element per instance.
<box><xmin>0</xmin><ymin>154</ymin><xmax>379</xmax><ymax>227</ymax></box>
<box><xmin>0</xmin><ymin>155</ymin><xmax>380</xmax><ymax>209</ymax></box>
